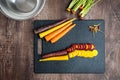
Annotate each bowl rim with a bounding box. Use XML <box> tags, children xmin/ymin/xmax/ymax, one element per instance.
<box><xmin>0</xmin><ymin>0</ymin><xmax>46</xmax><ymax>20</ymax></box>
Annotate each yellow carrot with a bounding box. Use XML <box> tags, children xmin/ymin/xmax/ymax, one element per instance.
<box><xmin>68</xmin><ymin>50</ymin><xmax>98</xmax><ymax>58</ymax></box>
<box><xmin>50</xmin><ymin>24</ymin><xmax>76</xmax><ymax>43</ymax></box>
<box><xmin>39</xmin><ymin>55</ymin><xmax>69</xmax><ymax>62</ymax></box>
<box><xmin>68</xmin><ymin>50</ymin><xmax>78</xmax><ymax>58</ymax></box>
<box><xmin>45</xmin><ymin>22</ymin><xmax>73</xmax><ymax>41</ymax></box>
<box><xmin>39</xmin><ymin>18</ymin><xmax>76</xmax><ymax>38</ymax></box>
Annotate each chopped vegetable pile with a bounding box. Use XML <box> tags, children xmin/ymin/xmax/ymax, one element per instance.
<box><xmin>40</xmin><ymin>43</ymin><xmax>98</xmax><ymax>62</ymax></box>
<box><xmin>66</xmin><ymin>0</ymin><xmax>101</xmax><ymax>19</ymax></box>
<box><xmin>40</xmin><ymin>50</ymin><xmax>98</xmax><ymax>61</ymax></box>
<box><xmin>88</xmin><ymin>24</ymin><xmax>104</xmax><ymax>37</ymax></box>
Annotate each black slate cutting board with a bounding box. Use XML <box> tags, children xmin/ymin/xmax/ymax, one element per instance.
<box><xmin>34</xmin><ymin>20</ymin><xmax>105</xmax><ymax>73</ymax></box>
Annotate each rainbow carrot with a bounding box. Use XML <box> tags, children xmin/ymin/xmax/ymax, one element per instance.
<box><xmin>39</xmin><ymin>50</ymin><xmax>98</xmax><ymax>62</ymax></box>
<box><xmin>41</xmin><ymin>43</ymin><xmax>95</xmax><ymax>59</ymax></box>
<box><xmin>68</xmin><ymin>50</ymin><xmax>98</xmax><ymax>58</ymax></box>
<box><xmin>34</xmin><ymin>18</ymin><xmax>68</xmax><ymax>34</ymax></box>
<box><xmin>45</xmin><ymin>22</ymin><xmax>72</xmax><ymax>41</ymax></box>
<box><xmin>50</xmin><ymin>24</ymin><xmax>76</xmax><ymax>43</ymax></box>
<box><xmin>39</xmin><ymin>18</ymin><xmax>76</xmax><ymax>38</ymax></box>
<box><xmin>67</xmin><ymin>43</ymin><xmax>95</xmax><ymax>52</ymax></box>
<box><xmin>39</xmin><ymin>55</ymin><xmax>69</xmax><ymax>62</ymax></box>
<box><xmin>41</xmin><ymin>50</ymin><xmax>67</xmax><ymax>59</ymax></box>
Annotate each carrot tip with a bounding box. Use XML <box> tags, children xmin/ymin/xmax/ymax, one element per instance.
<box><xmin>34</xmin><ymin>30</ymin><xmax>37</xmax><ymax>34</ymax></box>
<box><xmin>50</xmin><ymin>40</ymin><xmax>55</xmax><ymax>44</ymax></box>
<box><xmin>44</xmin><ymin>37</ymin><xmax>49</xmax><ymax>42</ymax></box>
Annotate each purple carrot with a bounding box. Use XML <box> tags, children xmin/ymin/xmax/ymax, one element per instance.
<box><xmin>34</xmin><ymin>18</ymin><xmax>68</xmax><ymax>34</ymax></box>
<box><xmin>41</xmin><ymin>50</ymin><xmax>68</xmax><ymax>59</ymax></box>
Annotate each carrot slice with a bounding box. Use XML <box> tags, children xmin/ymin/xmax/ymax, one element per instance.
<box><xmin>45</xmin><ymin>22</ymin><xmax>72</xmax><ymax>41</ymax></box>
<box><xmin>50</xmin><ymin>24</ymin><xmax>76</xmax><ymax>43</ymax></box>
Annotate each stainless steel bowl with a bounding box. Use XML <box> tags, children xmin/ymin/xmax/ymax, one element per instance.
<box><xmin>0</xmin><ymin>0</ymin><xmax>45</xmax><ymax>20</ymax></box>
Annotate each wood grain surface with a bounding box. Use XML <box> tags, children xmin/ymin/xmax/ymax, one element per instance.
<box><xmin>0</xmin><ymin>0</ymin><xmax>120</xmax><ymax>80</ymax></box>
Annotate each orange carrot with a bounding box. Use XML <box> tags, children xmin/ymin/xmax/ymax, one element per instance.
<box><xmin>45</xmin><ymin>22</ymin><xmax>73</xmax><ymax>41</ymax></box>
<box><xmin>39</xmin><ymin>18</ymin><xmax>76</xmax><ymax>38</ymax></box>
<box><xmin>50</xmin><ymin>24</ymin><xmax>76</xmax><ymax>43</ymax></box>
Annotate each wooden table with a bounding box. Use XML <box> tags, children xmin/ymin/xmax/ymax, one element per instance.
<box><xmin>0</xmin><ymin>0</ymin><xmax>120</xmax><ymax>80</ymax></box>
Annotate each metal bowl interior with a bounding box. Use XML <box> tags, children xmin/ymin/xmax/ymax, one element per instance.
<box><xmin>0</xmin><ymin>0</ymin><xmax>45</xmax><ymax>20</ymax></box>
<box><xmin>5</xmin><ymin>0</ymin><xmax>38</xmax><ymax>13</ymax></box>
